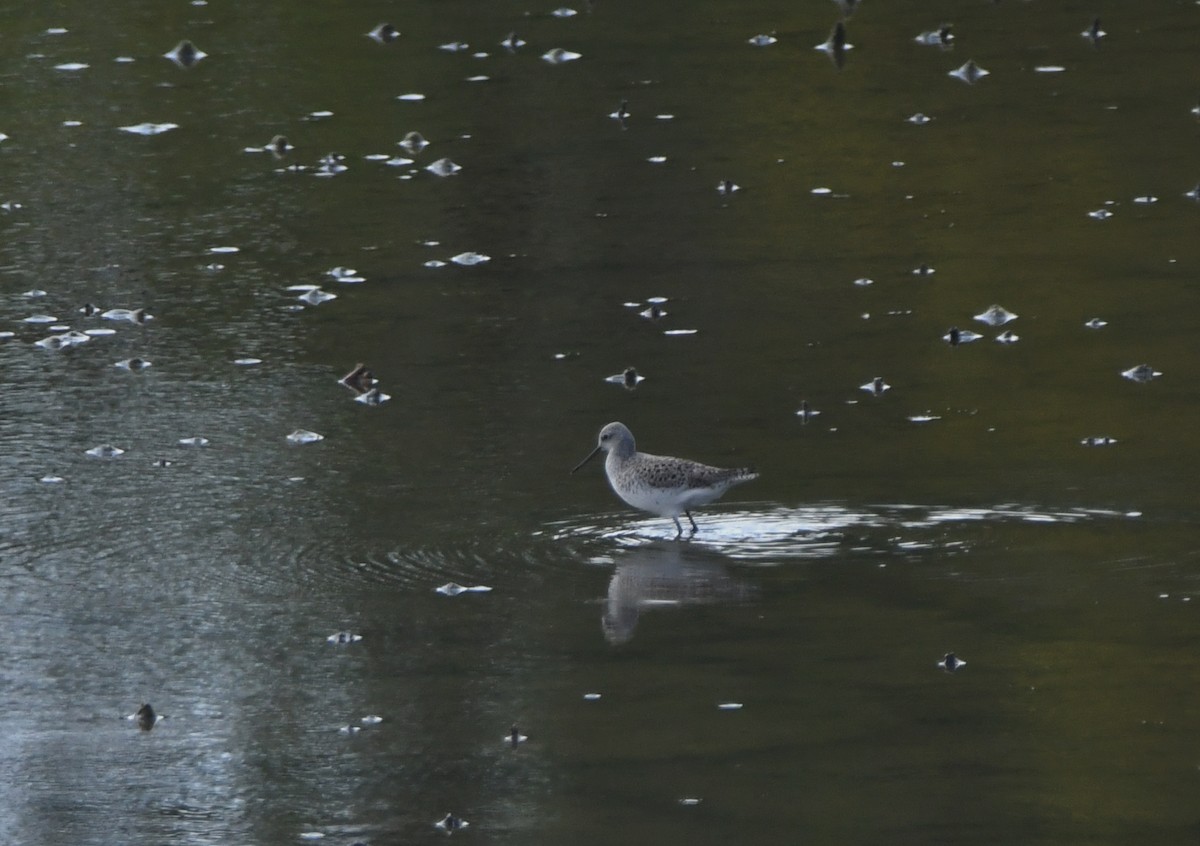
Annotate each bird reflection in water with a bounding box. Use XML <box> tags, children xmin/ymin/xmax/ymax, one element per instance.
<box><xmin>601</xmin><ymin>543</ymin><xmax>754</xmax><ymax>644</ymax></box>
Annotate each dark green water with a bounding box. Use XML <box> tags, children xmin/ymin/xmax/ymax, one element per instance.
<box><xmin>1</xmin><ymin>1</ymin><xmax>1198</xmax><ymax>844</ymax></box>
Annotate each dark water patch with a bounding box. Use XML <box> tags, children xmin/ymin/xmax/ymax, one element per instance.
<box><xmin>288</xmin><ymin>526</ymin><xmax>589</xmax><ymax>595</ymax></box>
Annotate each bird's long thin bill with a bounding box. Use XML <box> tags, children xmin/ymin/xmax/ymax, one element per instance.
<box><xmin>571</xmin><ymin>446</ymin><xmax>602</xmax><ymax>473</ymax></box>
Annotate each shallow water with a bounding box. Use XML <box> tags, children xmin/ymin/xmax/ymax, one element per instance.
<box><xmin>2</xmin><ymin>1</ymin><xmax>1199</xmax><ymax>844</ymax></box>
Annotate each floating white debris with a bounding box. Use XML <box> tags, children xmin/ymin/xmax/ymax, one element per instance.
<box><xmin>327</xmin><ymin>631</ymin><xmax>361</xmax><ymax>644</ymax></box>
<box><xmin>542</xmin><ymin>47</ymin><xmax>582</xmax><ymax>64</ymax></box>
<box><xmin>748</xmin><ymin>34</ymin><xmax>777</xmax><ymax>46</ymax></box>
<box><xmin>315</xmin><ymin>153</ymin><xmax>347</xmax><ymax>176</ymax></box>
<box><xmin>36</xmin><ymin>331</ymin><xmax>91</xmax><ymax>349</ymax></box>
<box><xmin>337</xmin><ymin>725</ymin><xmax>362</xmax><ymax>735</ymax></box>
<box><xmin>354</xmin><ymin>388</ymin><xmax>391</xmax><ymax>406</ymax></box>
<box><xmin>209</xmin><ymin>245</ymin><xmax>239</xmax><ymax>254</ymax></box>
<box><xmin>23</xmin><ymin>314</ymin><xmax>58</xmax><ymax>324</ymax></box>
<box><xmin>1132</xmin><ymin>195</ymin><xmax>1158</xmax><ymax>204</ymax></box>
<box><xmin>434</xmin><ymin>814</ymin><xmax>469</xmax><ymax>833</ymax></box>
<box><xmin>465</xmin><ymin>75</ymin><xmax>489</xmax><ymax>83</ymax></box>
<box><xmin>305</xmin><ymin>110</ymin><xmax>334</xmax><ymax>119</ymax></box>
<box><xmin>814</xmin><ymin>21</ymin><xmax>852</xmax><ymax>57</ymax></box>
<box><xmin>119</xmin><ymin>122</ymin><xmax>179</xmax><ymax>135</ymax></box>
<box><xmin>949</xmin><ymin>60</ymin><xmax>989</xmax><ymax>84</ymax></box>
<box><xmin>680</xmin><ymin>798</ymin><xmax>703</xmax><ymax>806</ymax></box>
<box><xmin>54</xmin><ymin>62</ymin><xmax>89</xmax><ymax>71</ymax></box>
<box><xmin>328</xmin><ymin>266</ymin><xmax>364</xmax><ymax>283</ymax></box>
<box><xmin>717</xmin><ymin>702</ymin><xmax>744</xmax><ymax>711</ymax></box>
<box><xmin>943</xmin><ymin>327</ymin><xmax>983</xmax><ymax>345</ymax></box>
<box><xmin>178</xmin><ymin>437</ymin><xmax>209</xmax><ymax>447</ymax></box>
<box><xmin>45</xmin><ymin>27</ymin><xmax>68</xmax><ymax>35</ymax></box>
<box><xmin>811</xmin><ymin>187</ymin><xmax>833</xmax><ymax>196</ymax></box>
<box><xmin>647</xmin><ymin>155</ymin><xmax>667</xmax><ymax>164</ymax></box>
<box><xmin>973</xmin><ymin>305</ymin><xmax>1017</xmax><ymax>326</ymax></box>
<box><xmin>399</xmin><ymin>131</ymin><xmax>428</xmax><ymax>153</ymax></box>
<box><xmin>605</xmin><ymin>368</ymin><xmax>644</xmax><ymax>388</ymax></box>
<box><xmin>1081</xmin><ymin>18</ymin><xmax>1106</xmax><ymax>42</ymax></box>
<box><xmin>298</xmin><ymin>288</ymin><xmax>336</xmax><ymax>305</ymax></box>
<box><xmin>908</xmin><ymin>413</ymin><xmax>942</xmax><ymax>423</ymax></box>
<box><xmin>1121</xmin><ymin>364</ymin><xmax>1161</xmax><ymax>383</ymax></box>
<box><xmin>424</xmin><ymin>259</ymin><xmax>447</xmax><ymax>268</ymax></box>
<box><xmin>86</xmin><ymin>444</ymin><xmax>125</xmax><ymax>458</ymax></box>
<box><xmin>115</xmin><ymin>358</ymin><xmax>152</xmax><ymax>370</ymax></box>
<box><xmin>256</xmin><ymin>135</ymin><xmax>292</xmax><ymax>156</ymax></box>
<box><xmin>40</xmin><ymin>475</ymin><xmax>65</xmax><ymax>484</ymax></box>
<box><xmin>906</xmin><ymin>113</ymin><xmax>933</xmax><ymax>125</ymax></box>
<box><xmin>233</xmin><ymin>357</ymin><xmax>262</xmax><ymax>365</ymax></box>
<box><xmin>995</xmin><ymin>330</ymin><xmax>1019</xmax><ymax>344</ymax></box>
<box><xmin>22</xmin><ymin>289</ymin><xmax>47</xmax><ymax>298</ymax></box>
<box><xmin>1087</xmin><ymin>208</ymin><xmax>1113</xmax><ymax>220</ymax></box>
<box><xmin>287</xmin><ymin>429</ymin><xmax>325</xmax><ymax>444</ymax></box>
<box><xmin>127</xmin><ymin>705</ymin><xmax>162</xmax><ymax>729</ymax></box>
<box><xmin>663</xmin><ymin>328</ymin><xmax>697</xmax><ymax>336</ymax></box>
<box><xmin>914</xmin><ymin>26</ymin><xmax>953</xmax><ymax>47</ymax></box>
<box><xmin>552</xmin><ymin>7</ymin><xmax>578</xmax><ymax>17</ymax></box>
<box><xmin>164</xmin><ymin>40</ymin><xmax>207</xmax><ymax>67</ymax></box>
<box><xmin>1084</xmin><ymin>318</ymin><xmax>1107</xmax><ymax>329</ymax></box>
<box><xmin>368</xmin><ymin>23</ymin><xmax>400</xmax><ymax>43</ymax></box>
<box><xmin>83</xmin><ymin>327</ymin><xmax>116</xmax><ymax>336</ymax></box>
<box><xmin>362</xmin><ymin>714</ymin><xmax>384</xmax><ymax>724</ymax></box>
<box><xmin>397</xmin><ymin>93</ymin><xmax>426</xmax><ymax>101</ymax></box>
<box><xmin>853</xmin><ymin>278</ymin><xmax>873</xmax><ymax>287</ymax></box>
<box><xmin>938</xmin><ymin>652</ymin><xmax>965</xmax><ymax>672</ymax></box>
<box><xmin>1034</xmin><ymin>65</ymin><xmax>1066</xmax><ymax>73</ymax></box>
<box><xmin>582</xmin><ymin>692</ymin><xmax>602</xmax><ymax>701</ymax></box>
<box><xmin>425</xmin><ymin>157</ymin><xmax>461</xmax><ymax>176</ymax></box>
<box><xmin>451</xmin><ymin>251</ymin><xmax>490</xmax><ymax>266</ymax></box>
<box><xmin>1081</xmin><ymin>436</ymin><xmax>1117</xmax><ymax>447</ymax></box>
<box><xmin>861</xmin><ymin>377</ymin><xmax>890</xmax><ymax>396</ymax></box>
<box><xmin>436</xmin><ymin>583</ymin><xmax>493</xmax><ymax>596</ymax></box>
<box><xmin>439</xmin><ymin>41</ymin><xmax>469</xmax><ymax>52</ymax></box>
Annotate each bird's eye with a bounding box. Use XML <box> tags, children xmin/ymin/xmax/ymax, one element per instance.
<box><xmin>600</xmin><ymin>433</ymin><xmax>610</xmax><ymax>440</ymax></box>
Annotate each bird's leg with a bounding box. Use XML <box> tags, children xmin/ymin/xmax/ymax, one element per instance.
<box><xmin>685</xmin><ymin>511</ymin><xmax>699</xmax><ymax>533</ymax></box>
<box><xmin>672</xmin><ymin>516</ymin><xmax>684</xmax><ymax>538</ymax></box>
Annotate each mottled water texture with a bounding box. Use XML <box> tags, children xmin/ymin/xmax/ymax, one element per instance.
<box><xmin>2</xmin><ymin>1</ymin><xmax>1199</xmax><ymax>845</ymax></box>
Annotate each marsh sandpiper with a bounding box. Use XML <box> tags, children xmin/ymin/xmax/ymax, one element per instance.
<box><xmin>572</xmin><ymin>421</ymin><xmax>758</xmax><ymax>537</ymax></box>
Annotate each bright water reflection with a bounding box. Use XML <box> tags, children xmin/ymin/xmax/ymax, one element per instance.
<box><xmin>2</xmin><ymin>0</ymin><xmax>1199</xmax><ymax>844</ymax></box>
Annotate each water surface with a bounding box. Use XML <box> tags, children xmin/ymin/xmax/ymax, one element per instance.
<box><xmin>2</xmin><ymin>1</ymin><xmax>1199</xmax><ymax>844</ymax></box>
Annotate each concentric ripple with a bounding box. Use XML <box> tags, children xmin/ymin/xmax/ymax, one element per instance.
<box><xmin>546</xmin><ymin>503</ymin><xmax>1141</xmax><ymax>561</ymax></box>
